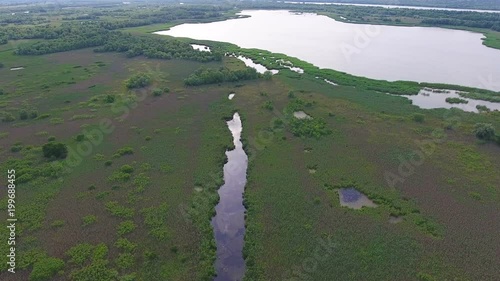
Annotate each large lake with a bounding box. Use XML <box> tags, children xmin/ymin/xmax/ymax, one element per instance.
<box><xmin>156</xmin><ymin>10</ymin><xmax>500</xmax><ymax>91</ymax></box>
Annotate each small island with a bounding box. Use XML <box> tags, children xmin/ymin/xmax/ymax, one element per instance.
<box><xmin>445</xmin><ymin>97</ymin><xmax>469</xmax><ymax>104</ymax></box>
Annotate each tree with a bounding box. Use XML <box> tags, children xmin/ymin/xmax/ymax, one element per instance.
<box><xmin>29</xmin><ymin>258</ymin><xmax>65</xmax><ymax>281</ymax></box>
<box><xmin>104</xmin><ymin>95</ymin><xmax>115</xmax><ymax>103</ymax></box>
<box><xmin>19</xmin><ymin>109</ymin><xmax>28</xmax><ymax>120</ymax></box>
<box><xmin>125</xmin><ymin>74</ymin><xmax>152</xmax><ymax>89</ymax></box>
<box><xmin>29</xmin><ymin>110</ymin><xmax>38</xmax><ymax>119</ymax></box>
<box><xmin>42</xmin><ymin>142</ymin><xmax>68</xmax><ymax>159</ymax></box>
<box><xmin>473</xmin><ymin>123</ymin><xmax>495</xmax><ymax>140</ymax></box>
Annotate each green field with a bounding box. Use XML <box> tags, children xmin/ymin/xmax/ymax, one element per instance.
<box><xmin>0</xmin><ymin>2</ymin><xmax>499</xmax><ymax>281</ymax></box>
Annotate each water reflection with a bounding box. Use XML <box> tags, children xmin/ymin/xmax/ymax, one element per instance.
<box><xmin>404</xmin><ymin>88</ymin><xmax>500</xmax><ymax>113</ymax></box>
<box><xmin>156</xmin><ymin>10</ymin><xmax>500</xmax><ymax>91</ymax></box>
<box><xmin>211</xmin><ymin>113</ymin><xmax>248</xmax><ymax>281</ymax></box>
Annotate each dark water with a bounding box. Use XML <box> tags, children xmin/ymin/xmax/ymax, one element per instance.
<box><xmin>211</xmin><ymin>112</ymin><xmax>248</xmax><ymax>281</ymax></box>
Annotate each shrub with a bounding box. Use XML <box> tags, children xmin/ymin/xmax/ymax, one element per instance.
<box><xmin>10</xmin><ymin>145</ymin><xmax>22</xmax><ymax>153</ymax></box>
<box><xmin>116</xmin><ymin>253</ymin><xmax>134</xmax><ymax>269</ymax></box>
<box><xmin>108</xmin><ymin>171</ymin><xmax>131</xmax><ymax>182</ymax></box>
<box><xmin>263</xmin><ymin>71</ymin><xmax>273</xmax><ymax>80</ymax></box>
<box><xmin>119</xmin><ymin>273</ymin><xmax>137</xmax><ymax>281</ymax></box>
<box><xmin>115</xmin><ymin>146</ymin><xmax>134</xmax><ymax>156</ymax></box>
<box><xmin>29</xmin><ymin>110</ymin><xmax>38</xmax><ymax>119</ymax></box>
<box><xmin>289</xmin><ymin>118</ymin><xmax>331</xmax><ymax>139</ymax></box>
<box><xmin>1</xmin><ymin>112</ymin><xmax>15</xmax><ymax>122</ymax></box>
<box><xmin>70</xmin><ymin>260</ymin><xmax>118</xmax><ymax>281</ymax></box>
<box><xmin>105</xmin><ymin>201</ymin><xmax>134</xmax><ymax>218</ymax></box>
<box><xmin>476</xmin><ymin>105</ymin><xmax>490</xmax><ymax>112</ymax></box>
<box><xmin>162</xmin><ymin>87</ymin><xmax>170</xmax><ymax>93</ymax></box>
<box><xmin>445</xmin><ymin>97</ymin><xmax>468</xmax><ymax>104</ymax></box>
<box><xmin>19</xmin><ymin>109</ymin><xmax>29</xmax><ymax>120</ymax></box>
<box><xmin>126</xmin><ymin>74</ymin><xmax>151</xmax><ymax>89</ymax></box>
<box><xmin>473</xmin><ymin>123</ymin><xmax>495</xmax><ymax>140</ymax></box>
<box><xmin>75</xmin><ymin>134</ymin><xmax>85</xmax><ymax>142</ymax></box>
<box><xmin>117</xmin><ymin>220</ymin><xmax>136</xmax><ymax>236</ymax></box>
<box><xmin>170</xmin><ymin>246</ymin><xmax>178</xmax><ymax>254</ymax></box>
<box><xmin>51</xmin><ymin>220</ymin><xmax>65</xmax><ymax>228</ymax></box>
<box><xmin>93</xmin><ymin>243</ymin><xmax>109</xmax><ymax>260</ymax></box>
<box><xmin>104</xmin><ymin>160</ymin><xmax>113</xmax><ymax>167</ymax></box>
<box><xmin>143</xmin><ymin>250</ymin><xmax>157</xmax><ymax>260</ymax></box>
<box><xmin>412</xmin><ymin>113</ymin><xmax>425</xmax><ymax>123</ymax></box>
<box><xmin>145</xmin><ymin>136</ymin><xmax>152</xmax><ymax>141</ymax></box>
<box><xmin>120</xmin><ymin>165</ymin><xmax>134</xmax><ymax>174</ymax></box>
<box><xmin>262</xmin><ymin>101</ymin><xmax>274</xmax><ymax>111</ymax></box>
<box><xmin>36</xmin><ymin>113</ymin><xmax>51</xmax><ymax>120</ymax></box>
<box><xmin>29</xmin><ymin>257</ymin><xmax>64</xmax><ymax>281</ymax></box>
<box><xmin>66</xmin><ymin>243</ymin><xmax>94</xmax><ymax>265</ymax></box>
<box><xmin>48</xmin><ymin>136</ymin><xmax>56</xmax><ymax>141</ymax></box>
<box><xmin>469</xmin><ymin>191</ymin><xmax>482</xmax><ymax>201</ymax></box>
<box><xmin>273</xmin><ymin>119</ymin><xmax>284</xmax><ymax>128</ymax></box>
<box><xmin>42</xmin><ymin>142</ymin><xmax>68</xmax><ymax>159</ymax></box>
<box><xmin>104</xmin><ymin>95</ymin><xmax>115</xmax><ymax>103</ymax></box>
<box><xmin>93</xmin><ymin>154</ymin><xmax>105</xmax><ymax>161</ymax></box>
<box><xmin>417</xmin><ymin>272</ymin><xmax>436</xmax><ymax>281</ymax></box>
<box><xmin>115</xmin><ymin>238</ymin><xmax>137</xmax><ymax>253</ymax></box>
<box><xmin>82</xmin><ymin>215</ymin><xmax>97</xmax><ymax>226</ymax></box>
<box><xmin>152</xmin><ymin>89</ymin><xmax>163</xmax><ymax>97</ymax></box>
<box><xmin>140</xmin><ymin>203</ymin><xmax>169</xmax><ymax>240</ymax></box>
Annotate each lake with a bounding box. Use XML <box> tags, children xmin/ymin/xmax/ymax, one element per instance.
<box><xmin>156</xmin><ymin>10</ymin><xmax>500</xmax><ymax>91</ymax></box>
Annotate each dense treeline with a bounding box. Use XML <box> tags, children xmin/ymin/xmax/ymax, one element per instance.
<box><xmin>184</xmin><ymin>67</ymin><xmax>259</xmax><ymax>86</ymax></box>
<box><xmin>0</xmin><ymin>5</ymin><xmax>232</xmax><ymax>46</ymax></box>
<box><xmin>240</xmin><ymin>2</ymin><xmax>500</xmax><ymax>32</ymax></box>
<box><xmin>296</xmin><ymin>0</ymin><xmax>500</xmax><ymax>10</ymax></box>
<box><xmin>94</xmin><ymin>32</ymin><xmax>222</xmax><ymax>62</ymax></box>
<box><xmin>12</xmin><ymin>25</ymin><xmax>112</xmax><ymax>55</ymax></box>
<box><xmin>11</xmin><ymin>23</ymin><xmax>222</xmax><ymax>62</ymax></box>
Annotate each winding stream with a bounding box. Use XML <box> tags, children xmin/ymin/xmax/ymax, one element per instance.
<box><xmin>211</xmin><ymin>112</ymin><xmax>248</xmax><ymax>281</ymax></box>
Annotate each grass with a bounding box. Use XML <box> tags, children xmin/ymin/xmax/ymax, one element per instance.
<box><xmin>0</xmin><ymin>27</ymin><xmax>499</xmax><ymax>281</ymax></box>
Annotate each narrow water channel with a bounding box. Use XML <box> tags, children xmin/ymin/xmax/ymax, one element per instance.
<box><xmin>211</xmin><ymin>112</ymin><xmax>248</xmax><ymax>281</ymax></box>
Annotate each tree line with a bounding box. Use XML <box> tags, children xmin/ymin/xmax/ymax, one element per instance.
<box><xmin>184</xmin><ymin>67</ymin><xmax>260</xmax><ymax>86</ymax></box>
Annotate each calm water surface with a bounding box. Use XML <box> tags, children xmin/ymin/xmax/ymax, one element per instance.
<box><xmin>157</xmin><ymin>10</ymin><xmax>500</xmax><ymax>91</ymax></box>
<box><xmin>211</xmin><ymin>113</ymin><xmax>248</xmax><ymax>281</ymax></box>
<box><xmin>405</xmin><ymin>88</ymin><xmax>500</xmax><ymax>112</ymax></box>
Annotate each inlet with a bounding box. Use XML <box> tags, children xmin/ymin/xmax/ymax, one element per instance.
<box><xmin>211</xmin><ymin>112</ymin><xmax>248</xmax><ymax>281</ymax></box>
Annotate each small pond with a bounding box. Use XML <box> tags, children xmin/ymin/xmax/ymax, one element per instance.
<box><xmin>338</xmin><ymin>188</ymin><xmax>377</xmax><ymax>209</ymax></box>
